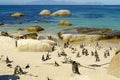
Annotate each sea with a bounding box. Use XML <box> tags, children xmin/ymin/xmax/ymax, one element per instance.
<box><xmin>0</xmin><ymin>5</ymin><xmax>120</xmax><ymax>34</ymax></box>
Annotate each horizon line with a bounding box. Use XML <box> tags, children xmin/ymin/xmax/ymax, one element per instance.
<box><xmin>0</xmin><ymin>4</ymin><xmax>120</xmax><ymax>6</ymax></box>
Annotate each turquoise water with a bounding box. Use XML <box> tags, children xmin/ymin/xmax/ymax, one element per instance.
<box><xmin>0</xmin><ymin>5</ymin><xmax>120</xmax><ymax>34</ymax></box>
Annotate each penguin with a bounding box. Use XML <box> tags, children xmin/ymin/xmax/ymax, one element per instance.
<box><xmin>25</xmin><ymin>64</ymin><xmax>30</xmax><ymax>69</ymax></box>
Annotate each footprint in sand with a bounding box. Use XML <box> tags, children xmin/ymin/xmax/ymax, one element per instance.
<box><xmin>69</xmin><ymin>74</ymin><xmax>91</xmax><ymax>80</ymax></box>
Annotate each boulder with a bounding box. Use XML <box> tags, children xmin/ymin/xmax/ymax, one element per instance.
<box><xmin>105</xmin><ymin>30</ymin><xmax>120</xmax><ymax>39</ymax></box>
<box><xmin>27</xmin><ymin>26</ymin><xmax>44</xmax><ymax>32</ymax></box>
<box><xmin>51</xmin><ymin>10</ymin><xmax>71</xmax><ymax>16</ymax></box>
<box><xmin>0</xmin><ymin>31</ymin><xmax>9</xmax><ymax>36</ymax></box>
<box><xmin>108</xmin><ymin>52</ymin><xmax>120</xmax><ymax>78</ymax></box>
<box><xmin>58</xmin><ymin>27</ymin><xmax>120</xmax><ymax>42</ymax></box>
<box><xmin>17</xmin><ymin>39</ymin><xmax>52</xmax><ymax>52</ymax></box>
<box><xmin>23</xmin><ymin>33</ymin><xmax>38</xmax><ymax>39</ymax></box>
<box><xmin>0</xmin><ymin>22</ymin><xmax>4</xmax><ymax>26</ymax></box>
<box><xmin>17</xmin><ymin>28</ymin><xmax>25</xmax><ymax>31</ymax></box>
<box><xmin>10</xmin><ymin>12</ymin><xmax>24</xmax><ymax>17</ymax></box>
<box><xmin>9</xmin><ymin>33</ymin><xmax>38</xmax><ymax>40</ymax></box>
<box><xmin>39</xmin><ymin>9</ymin><xmax>51</xmax><ymax>16</ymax></box>
<box><xmin>61</xmin><ymin>34</ymin><xmax>105</xmax><ymax>42</ymax></box>
<box><xmin>0</xmin><ymin>36</ymin><xmax>15</xmax><ymax>50</ymax></box>
<box><xmin>37</xmin><ymin>34</ymin><xmax>58</xmax><ymax>42</ymax></box>
<box><xmin>40</xmin><ymin>40</ymin><xmax>57</xmax><ymax>46</ymax></box>
<box><xmin>58</xmin><ymin>20</ymin><xmax>72</xmax><ymax>26</ymax></box>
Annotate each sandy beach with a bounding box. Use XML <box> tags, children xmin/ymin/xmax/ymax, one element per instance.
<box><xmin>0</xmin><ymin>36</ymin><xmax>120</xmax><ymax>80</ymax></box>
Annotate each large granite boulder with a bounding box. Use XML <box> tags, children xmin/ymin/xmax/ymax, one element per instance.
<box><xmin>10</xmin><ymin>12</ymin><xmax>24</xmax><ymax>17</ymax></box>
<box><xmin>58</xmin><ymin>27</ymin><xmax>112</xmax><ymax>38</ymax></box>
<box><xmin>27</xmin><ymin>26</ymin><xmax>44</xmax><ymax>32</ymax></box>
<box><xmin>58</xmin><ymin>20</ymin><xmax>72</xmax><ymax>26</ymax></box>
<box><xmin>17</xmin><ymin>39</ymin><xmax>52</xmax><ymax>52</ymax></box>
<box><xmin>61</xmin><ymin>34</ymin><xmax>105</xmax><ymax>42</ymax></box>
<box><xmin>58</xmin><ymin>27</ymin><xmax>120</xmax><ymax>42</ymax></box>
<box><xmin>105</xmin><ymin>30</ymin><xmax>120</xmax><ymax>39</ymax></box>
<box><xmin>51</xmin><ymin>10</ymin><xmax>71</xmax><ymax>16</ymax></box>
<box><xmin>108</xmin><ymin>52</ymin><xmax>120</xmax><ymax>78</ymax></box>
<box><xmin>39</xmin><ymin>9</ymin><xmax>51</xmax><ymax>16</ymax></box>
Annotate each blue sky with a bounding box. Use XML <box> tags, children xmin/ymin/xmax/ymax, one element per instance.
<box><xmin>0</xmin><ymin>0</ymin><xmax>120</xmax><ymax>5</ymax></box>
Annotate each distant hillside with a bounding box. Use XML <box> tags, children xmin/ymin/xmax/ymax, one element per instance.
<box><xmin>84</xmin><ymin>2</ymin><xmax>104</xmax><ymax>5</ymax></box>
<box><xmin>24</xmin><ymin>0</ymin><xmax>104</xmax><ymax>5</ymax></box>
<box><xmin>25</xmin><ymin>0</ymin><xmax>76</xmax><ymax>5</ymax></box>
<box><xmin>0</xmin><ymin>0</ymin><xmax>104</xmax><ymax>5</ymax></box>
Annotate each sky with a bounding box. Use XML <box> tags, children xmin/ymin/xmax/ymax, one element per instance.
<box><xmin>0</xmin><ymin>0</ymin><xmax>120</xmax><ymax>5</ymax></box>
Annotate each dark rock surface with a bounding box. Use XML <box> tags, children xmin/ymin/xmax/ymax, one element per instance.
<box><xmin>58</xmin><ymin>27</ymin><xmax>120</xmax><ymax>39</ymax></box>
<box><xmin>23</xmin><ymin>33</ymin><xmax>38</xmax><ymax>39</ymax></box>
<box><xmin>0</xmin><ymin>22</ymin><xmax>4</xmax><ymax>26</ymax></box>
<box><xmin>27</xmin><ymin>26</ymin><xmax>44</xmax><ymax>32</ymax></box>
<box><xmin>17</xmin><ymin>28</ymin><xmax>25</xmax><ymax>31</ymax></box>
<box><xmin>0</xmin><ymin>31</ymin><xmax>9</xmax><ymax>36</ymax></box>
<box><xmin>9</xmin><ymin>33</ymin><xmax>38</xmax><ymax>40</ymax></box>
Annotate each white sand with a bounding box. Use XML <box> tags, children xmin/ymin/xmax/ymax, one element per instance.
<box><xmin>0</xmin><ymin>36</ymin><xmax>120</xmax><ymax>80</ymax></box>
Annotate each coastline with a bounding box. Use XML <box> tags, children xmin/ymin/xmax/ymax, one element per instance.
<box><xmin>0</xmin><ymin>5</ymin><xmax>120</xmax><ymax>80</ymax></box>
<box><xmin>0</xmin><ymin>35</ymin><xmax>120</xmax><ymax>80</ymax></box>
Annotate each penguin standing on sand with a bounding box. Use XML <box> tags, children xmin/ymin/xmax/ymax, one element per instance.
<box><xmin>55</xmin><ymin>61</ymin><xmax>60</xmax><ymax>67</ymax></box>
<box><xmin>72</xmin><ymin>61</ymin><xmax>80</xmax><ymax>75</ymax></box>
<box><xmin>42</xmin><ymin>55</ymin><xmax>46</xmax><ymax>61</ymax></box>
<box><xmin>25</xmin><ymin>64</ymin><xmax>30</xmax><ymax>69</ymax></box>
<box><xmin>15</xmin><ymin>40</ymin><xmax>18</xmax><ymax>47</ymax></box>
<box><xmin>6</xmin><ymin>56</ymin><xmax>13</xmax><ymax>64</ymax></box>
<box><xmin>14</xmin><ymin>65</ymin><xmax>24</xmax><ymax>75</ymax></box>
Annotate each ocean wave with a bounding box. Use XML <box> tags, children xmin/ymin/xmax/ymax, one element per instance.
<box><xmin>0</xmin><ymin>11</ymin><xmax>16</xmax><ymax>14</ymax></box>
<box><xmin>81</xmin><ymin>13</ymin><xmax>104</xmax><ymax>18</ymax></box>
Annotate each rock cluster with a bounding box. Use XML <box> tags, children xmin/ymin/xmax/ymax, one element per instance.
<box><xmin>39</xmin><ymin>9</ymin><xmax>71</xmax><ymax>17</ymax></box>
<box><xmin>58</xmin><ymin>27</ymin><xmax>120</xmax><ymax>42</ymax></box>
